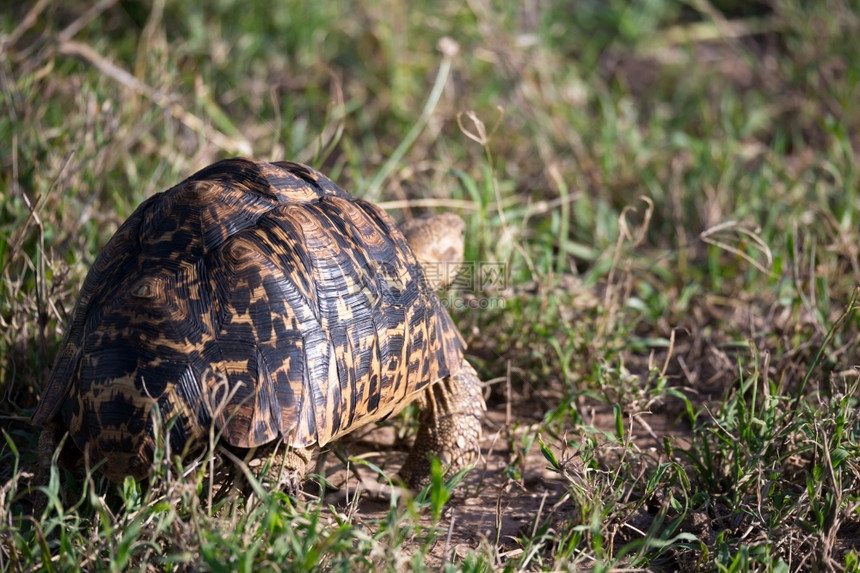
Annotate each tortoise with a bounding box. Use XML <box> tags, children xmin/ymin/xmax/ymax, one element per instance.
<box><xmin>31</xmin><ymin>158</ymin><xmax>484</xmax><ymax>489</ymax></box>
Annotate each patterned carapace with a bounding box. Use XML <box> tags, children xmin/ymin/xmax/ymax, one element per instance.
<box><xmin>31</xmin><ymin>158</ymin><xmax>468</xmax><ymax>481</ymax></box>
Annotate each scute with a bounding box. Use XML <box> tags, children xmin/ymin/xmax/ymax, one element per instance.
<box><xmin>33</xmin><ymin>158</ymin><xmax>466</xmax><ymax>477</ymax></box>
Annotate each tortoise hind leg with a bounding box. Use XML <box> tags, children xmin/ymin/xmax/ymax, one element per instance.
<box><xmin>226</xmin><ymin>443</ymin><xmax>314</xmax><ymax>497</ymax></box>
<box><xmin>270</xmin><ymin>446</ymin><xmax>314</xmax><ymax>494</ymax></box>
<box><xmin>31</xmin><ymin>425</ymin><xmax>60</xmax><ymax>515</ymax></box>
<box><xmin>398</xmin><ymin>360</ymin><xmax>485</xmax><ymax>488</ymax></box>
<box><xmin>32</xmin><ymin>424</ymin><xmax>80</xmax><ymax>514</ymax></box>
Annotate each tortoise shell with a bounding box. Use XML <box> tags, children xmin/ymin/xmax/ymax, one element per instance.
<box><xmin>32</xmin><ymin>158</ymin><xmax>465</xmax><ymax>480</ymax></box>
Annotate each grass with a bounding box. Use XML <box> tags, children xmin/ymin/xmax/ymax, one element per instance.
<box><xmin>2</xmin><ymin>0</ymin><xmax>860</xmax><ymax>570</ymax></box>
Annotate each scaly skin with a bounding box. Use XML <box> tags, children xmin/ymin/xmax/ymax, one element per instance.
<box><xmin>397</xmin><ymin>360</ymin><xmax>484</xmax><ymax>488</ymax></box>
<box><xmin>237</xmin><ymin>443</ymin><xmax>314</xmax><ymax>496</ymax></box>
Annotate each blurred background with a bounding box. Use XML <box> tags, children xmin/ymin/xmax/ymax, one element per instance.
<box><xmin>4</xmin><ymin>0</ymin><xmax>857</xmax><ymax>398</ymax></box>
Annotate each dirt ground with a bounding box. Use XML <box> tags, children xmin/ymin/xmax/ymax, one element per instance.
<box><xmin>315</xmin><ymin>402</ymin><xmax>690</xmax><ymax>566</ymax></box>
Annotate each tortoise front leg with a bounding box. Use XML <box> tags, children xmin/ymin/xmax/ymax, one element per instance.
<box><xmin>398</xmin><ymin>360</ymin><xmax>485</xmax><ymax>488</ymax></box>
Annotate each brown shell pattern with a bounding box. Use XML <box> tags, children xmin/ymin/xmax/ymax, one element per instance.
<box><xmin>32</xmin><ymin>158</ymin><xmax>465</xmax><ymax>479</ymax></box>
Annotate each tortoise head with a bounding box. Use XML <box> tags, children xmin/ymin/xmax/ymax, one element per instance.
<box><xmin>399</xmin><ymin>213</ymin><xmax>466</xmax><ymax>290</ymax></box>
